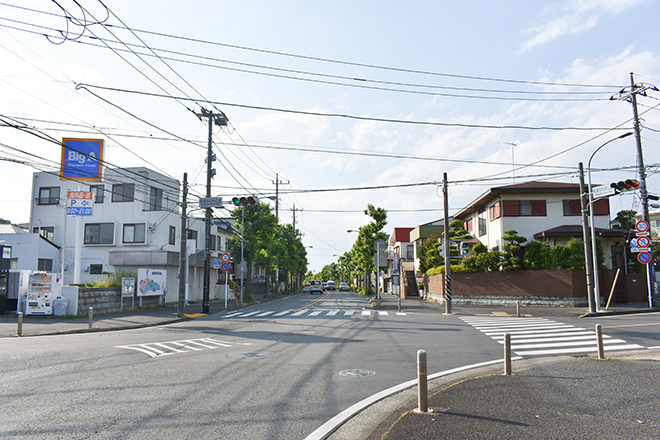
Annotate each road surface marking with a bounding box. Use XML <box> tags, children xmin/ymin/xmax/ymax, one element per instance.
<box><xmin>116</xmin><ymin>337</ymin><xmax>235</xmax><ymax>358</ymax></box>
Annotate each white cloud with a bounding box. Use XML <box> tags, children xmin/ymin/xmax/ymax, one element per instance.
<box><xmin>519</xmin><ymin>0</ymin><xmax>644</xmax><ymax>53</ymax></box>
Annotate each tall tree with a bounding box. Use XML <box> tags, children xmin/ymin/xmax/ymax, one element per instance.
<box><xmin>351</xmin><ymin>204</ymin><xmax>388</xmax><ymax>291</ymax></box>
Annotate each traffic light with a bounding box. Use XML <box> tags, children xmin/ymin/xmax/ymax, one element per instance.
<box><xmin>231</xmin><ymin>196</ymin><xmax>259</xmax><ymax>207</ymax></box>
<box><xmin>610</xmin><ymin>179</ymin><xmax>640</xmax><ymax>194</ymax></box>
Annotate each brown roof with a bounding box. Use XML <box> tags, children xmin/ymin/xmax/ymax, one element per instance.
<box><xmin>390</xmin><ymin>227</ymin><xmax>413</xmax><ymax>244</ymax></box>
<box><xmin>533</xmin><ymin>225</ymin><xmax>630</xmax><ymax>240</ymax></box>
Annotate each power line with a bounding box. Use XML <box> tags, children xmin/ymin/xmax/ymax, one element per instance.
<box><xmin>76</xmin><ymin>83</ymin><xmax>631</xmax><ymax>131</ymax></box>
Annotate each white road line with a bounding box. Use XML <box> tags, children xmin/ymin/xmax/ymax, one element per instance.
<box><xmin>256</xmin><ymin>311</ymin><xmax>275</xmax><ymax>317</ymax></box>
<box><xmin>309</xmin><ymin>311</ymin><xmax>323</xmax><ymax>316</ymax></box>
<box><xmin>496</xmin><ymin>335</ymin><xmax>609</xmax><ymax>344</ymax></box>
<box><xmin>239</xmin><ymin>311</ymin><xmax>263</xmax><ymax>317</ymax></box>
<box><xmin>291</xmin><ymin>310</ymin><xmax>308</xmax><ymax>316</ymax></box>
<box><xmin>274</xmin><ymin>309</ymin><xmax>293</xmax><ymax>316</ymax></box>
<box><xmin>396</xmin><ymin>312</ymin><xmax>407</xmax><ymax>316</ymax></box>
<box><xmin>224</xmin><ymin>312</ymin><xmax>243</xmax><ymax>318</ymax></box>
<box><xmin>484</xmin><ymin>327</ymin><xmax>588</xmax><ymax>336</ymax></box>
<box><xmin>154</xmin><ymin>343</ymin><xmax>187</xmax><ymax>353</ymax></box>
<box><xmin>515</xmin><ymin>344</ymin><xmax>645</xmax><ymax>356</ymax></box>
<box><xmin>490</xmin><ymin>331</ymin><xmax>595</xmax><ymax>340</ymax></box>
<box><xmin>361</xmin><ymin>310</ymin><xmax>371</xmax><ymax>316</ymax></box>
<box><xmin>378</xmin><ymin>311</ymin><xmax>388</xmax><ymax>316</ymax></box>
<box><xmin>116</xmin><ymin>345</ymin><xmax>161</xmax><ymax>358</ymax></box>
<box><xmin>170</xmin><ymin>341</ymin><xmax>203</xmax><ymax>351</ymax></box>
<box><xmin>344</xmin><ymin>310</ymin><xmax>355</xmax><ymax>316</ymax></box>
<box><xmin>182</xmin><ymin>340</ymin><xmax>217</xmax><ymax>349</ymax></box>
<box><xmin>327</xmin><ymin>310</ymin><xmax>339</xmax><ymax>316</ymax></box>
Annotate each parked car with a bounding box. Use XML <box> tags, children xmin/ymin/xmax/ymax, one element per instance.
<box><xmin>338</xmin><ymin>282</ymin><xmax>348</xmax><ymax>291</ymax></box>
<box><xmin>309</xmin><ymin>280</ymin><xmax>324</xmax><ymax>294</ymax></box>
<box><xmin>326</xmin><ymin>281</ymin><xmax>336</xmax><ymax>291</ymax></box>
<box><xmin>303</xmin><ymin>282</ymin><xmax>311</xmax><ymax>293</ymax></box>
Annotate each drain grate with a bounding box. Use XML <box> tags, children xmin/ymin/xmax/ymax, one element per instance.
<box><xmin>338</xmin><ymin>369</ymin><xmax>377</xmax><ymax>377</ymax></box>
<box><xmin>238</xmin><ymin>352</ymin><xmax>269</xmax><ymax>358</ymax></box>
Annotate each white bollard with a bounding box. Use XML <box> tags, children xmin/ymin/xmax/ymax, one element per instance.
<box><xmin>504</xmin><ymin>333</ymin><xmax>512</xmax><ymax>375</ymax></box>
<box><xmin>88</xmin><ymin>307</ymin><xmax>93</xmax><ymax>329</ymax></box>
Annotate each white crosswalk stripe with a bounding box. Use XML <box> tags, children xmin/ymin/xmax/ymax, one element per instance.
<box><xmin>220</xmin><ymin>309</ymin><xmax>407</xmax><ymax>319</ymax></box>
<box><xmin>459</xmin><ymin>316</ymin><xmax>645</xmax><ymax>357</ymax></box>
<box><xmin>116</xmin><ymin>337</ymin><xmax>236</xmax><ymax>358</ymax></box>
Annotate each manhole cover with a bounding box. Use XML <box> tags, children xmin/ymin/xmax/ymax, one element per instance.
<box><xmin>238</xmin><ymin>352</ymin><xmax>269</xmax><ymax>358</ymax></box>
<box><xmin>293</xmin><ymin>330</ymin><xmax>315</xmax><ymax>334</ymax></box>
<box><xmin>338</xmin><ymin>369</ymin><xmax>377</xmax><ymax>377</ymax></box>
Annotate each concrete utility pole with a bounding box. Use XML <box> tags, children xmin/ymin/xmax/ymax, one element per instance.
<box><xmin>443</xmin><ymin>172</ymin><xmax>452</xmax><ymax>314</ymax></box>
<box><xmin>178</xmin><ymin>172</ymin><xmax>188</xmax><ymax>318</ymax></box>
<box><xmin>272</xmin><ymin>173</ymin><xmax>288</xmax><ymax>296</ymax></box>
<box><xmin>611</xmin><ymin>73</ymin><xmax>658</xmax><ymax>307</ymax></box>
<box><xmin>579</xmin><ymin>162</ymin><xmax>596</xmax><ymax>313</ymax></box>
<box><xmin>195</xmin><ymin>108</ymin><xmax>227</xmax><ymax>314</ymax></box>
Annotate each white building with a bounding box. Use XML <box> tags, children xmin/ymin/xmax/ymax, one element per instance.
<box><xmin>0</xmin><ymin>223</ymin><xmax>60</xmax><ymax>271</ymax></box>
<box><xmin>28</xmin><ymin>167</ymin><xmax>233</xmax><ymax>303</ymax></box>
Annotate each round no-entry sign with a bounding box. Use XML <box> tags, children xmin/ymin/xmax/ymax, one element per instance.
<box><xmin>636</xmin><ymin>220</ymin><xmax>650</xmax><ymax>233</ymax></box>
<box><xmin>638</xmin><ymin>251</ymin><xmax>652</xmax><ymax>264</ymax></box>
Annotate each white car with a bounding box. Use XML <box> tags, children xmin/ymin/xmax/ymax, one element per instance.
<box><xmin>338</xmin><ymin>282</ymin><xmax>348</xmax><ymax>291</ymax></box>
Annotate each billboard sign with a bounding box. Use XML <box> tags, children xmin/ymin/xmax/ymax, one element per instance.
<box><xmin>60</xmin><ymin>138</ymin><xmax>104</xmax><ymax>181</ymax></box>
<box><xmin>66</xmin><ymin>190</ymin><xmax>94</xmax><ymax>216</ymax></box>
<box><xmin>137</xmin><ymin>269</ymin><xmax>167</xmax><ymax>296</ymax></box>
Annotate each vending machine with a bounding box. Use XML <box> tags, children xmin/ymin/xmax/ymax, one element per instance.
<box><xmin>25</xmin><ymin>272</ymin><xmax>63</xmax><ymax>316</ymax></box>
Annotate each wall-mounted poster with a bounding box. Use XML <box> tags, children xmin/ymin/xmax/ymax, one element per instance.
<box><xmin>137</xmin><ymin>269</ymin><xmax>167</xmax><ymax>297</ymax></box>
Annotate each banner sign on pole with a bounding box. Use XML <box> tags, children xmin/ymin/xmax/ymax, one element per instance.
<box><xmin>60</xmin><ymin>138</ymin><xmax>104</xmax><ymax>181</ymax></box>
<box><xmin>66</xmin><ymin>190</ymin><xmax>94</xmax><ymax>216</ymax></box>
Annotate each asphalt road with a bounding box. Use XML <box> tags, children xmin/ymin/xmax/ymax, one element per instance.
<box><xmin>2</xmin><ymin>292</ymin><xmax>659</xmax><ymax>439</ymax></box>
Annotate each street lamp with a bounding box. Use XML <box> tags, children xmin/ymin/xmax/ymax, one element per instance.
<box><xmin>587</xmin><ymin>132</ymin><xmax>633</xmax><ymax>312</ymax></box>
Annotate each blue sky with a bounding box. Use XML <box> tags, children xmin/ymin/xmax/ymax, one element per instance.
<box><xmin>1</xmin><ymin>0</ymin><xmax>659</xmax><ymax>272</ymax></box>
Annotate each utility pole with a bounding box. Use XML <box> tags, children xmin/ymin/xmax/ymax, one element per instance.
<box><xmin>579</xmin><ymin>162</ymin><xmax>596</xmax><ymax>313</ymax></box>
<box><xmin>611</xmin><ymin>73</ymin><xmax>658</xmax><ymax>307</ymax></box>
<box><xmin>292</xmin><ymin>204</ymin><xmax>303</xmax><ymax>234</ymax></box>
<box><xmin>443</xmin><ymin>172</ymin><xmax>451</xmax><ymax>314</ymax></box>
<box><xmin>195</xmin><ymin>108</ymin><xmax>227</xmax><ymax>314</ymax></box>
<box><xmin>177</xmin><ymin>172</ymin><xmax>188</xmax><ymax>318</ymax></box>
<box><xmin>272</xmin><ymin>174</ymin><xmax>288</xmax><ymax>296</ymax></box>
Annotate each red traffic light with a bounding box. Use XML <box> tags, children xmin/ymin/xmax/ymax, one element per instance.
<box><xmin>610</xmin><ymin>179</ymin><xmax>640</xmax><ymax>193</ymax></box>
<box><xmin>231</xmin><ymin>196</ymin><xmax>259</xmax><ymax>207</ymax></box>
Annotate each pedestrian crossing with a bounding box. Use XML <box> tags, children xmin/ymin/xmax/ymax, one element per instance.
<box><xmin>116</xmin><ymin>337</ymin><xmax>243</xmax><ymax>358</ymax></box>
<box><xmin>459</xmin><ymin>316</ymin><xmax>645</xmax><ymax>356</ymax></box>
<box><xmin>222</xmin><ymin>309</ymin><xmax>407</xmax><ymax>319</ymax></box>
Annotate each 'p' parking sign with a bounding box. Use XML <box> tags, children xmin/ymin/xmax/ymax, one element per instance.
<box><xmin>60</xmin><ymin>138</ymin><xmax>104</xmax><ymax>181</ymax></box>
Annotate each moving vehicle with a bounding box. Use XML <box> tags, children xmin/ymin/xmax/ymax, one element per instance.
<box><xmin>309</xmin><ymin>280</ymin><xmax>324</xmax><ymax>294</ymax></box>
<box><xmin>338</xmin><ymin>282</ymin><xmax>348</xmax><ymax>291</ymax></box>
<box><xmin>303</xmin><ymin>282</ymin><xmax>311</xmax><ymax>293</ymax></box>
<box><xmin>326</xmin><ymin>281</ymin><xmax>336</xmax><ymax>291</ymax></box>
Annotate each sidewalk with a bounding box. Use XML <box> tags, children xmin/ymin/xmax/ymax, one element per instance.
<box><xmin>0</xmin><ymin>293</ymin><xmax>272</xmax><ymax>338</ymax></box>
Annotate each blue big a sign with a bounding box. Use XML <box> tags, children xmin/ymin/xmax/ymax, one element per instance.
<box><xmin>60</xmin><ymin>138</ymin><xmax>104</xmax><ymax>181</ymax></box>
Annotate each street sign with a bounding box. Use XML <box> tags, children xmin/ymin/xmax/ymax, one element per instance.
<box><xmin>66</xmin><ymin>190</ymin><xmax>94</xmax><ymax>216</ymax></box>
<box><xmin>592</xmin><ymin>185</ymin><xmax>615</xmax><ymax>199</ymax></box>
<box><xmin>220</xmin><ymin>262</ymin><xmax>231</xmax><ymax>272</ymax></box>
<box><xmin>636</xmin><ymin>220</ymin><xmax>650</xmax><ymax>233</ymax></box>
<box><xmin>638</xmin><ymin>251</ymin><xmax>652</xmax><ymax>264</ymax></box>
<box><xmin>199</xmin><ymin>197</ymin><xmax>223</xmax><ymax>208</ymax></box>
<box><xmin>393</xmin><ymin>252</ymin><xmax>399</xmax><ymax>273</ymax></box>
<box><xmin>220</xmin><ymin>253</ymin><xmax>231</xmax><ymax>263</ymax></box>
<box><xmin>213</xmin><ymin>258</ymin><xmax>221</xmax><ymax>269</ymax></box>
<box><xmin>637</xmin><ymin>236</ymin><xmax>651</xmax><ymax>248</ymax></box>
<box><xmin>631</xmin><ymin>247</ymin><xmax>650</xmax><ymax>253</ymax></box>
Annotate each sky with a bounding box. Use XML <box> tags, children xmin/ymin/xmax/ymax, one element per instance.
<box><xmin>1</xmin><ymin>0</ymin><xmax>660</xmax><ymax>273</ymax></box>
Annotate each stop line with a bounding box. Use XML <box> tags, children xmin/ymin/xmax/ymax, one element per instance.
<box><xmin>221</xmin><ymin>309</ymin><xmax>407</xmax><ymax>319</ymax></box>
<box><xmin>459</xmin><ymin>316</ymin><xmax>645</xmax><ymax>356</ymax></box>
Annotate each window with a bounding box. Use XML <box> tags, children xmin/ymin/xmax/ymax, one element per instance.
<box><xmin>210</xmin><ymin>235</ymin><xmax>221</xmax><ymax>251</ymax></box>
<box><xmin>148</xmin><ymin>187</ymin><xmax>163</xmax><ymax>211</ymax></box>
<box><xmin>478</xmin><ymin>208</ymin><xmax>487</xmax><ymax>236</ymax></box>
<box><xmin>112</xmin><ymin>183</ymin><xmax>134</xmax><ymax>202</ymax></box>
<box><xmin>186</xmin><ymin>229</ymin><xmax>198</xmax><ymax>247</ymax></box>
<box><xmin>464</xmin><ymin>218</ymin><xmax>473</xmax><ymax>233</ymax></box>
<box><xmin>563</xmin><ymin>200</ymin><xmax>582</xmax><ymax>216</ymax></box>
<box><xmin>169</xmin><ymin>226</ymin><xmax>176</xmax><ymax>245</ymax></box>
<box><xmin>33</xmin><ymin>226</ymin><xmax>55</xmax><ymax>241</ymax></box>
<box><xmin>123</xmin><ymin>223</ymin><xmax>146</xmax><ymax>244</ymax></box>
<box><xmin>90</xmin><ymin>185</ymin><xmax>104</xmax><ymax>204</ymax></box>
<box><xmin>37</xmin><ymin>259</ymin><xmax>53</xmax><ymax>272</ymax></box>
<box><xmin>489</xmin><ymin>202</ymin><xmax>501</xmax><ymax>221</ymax></box>
<box><xmin>406</xmin><ymin>244</ymin><xmax>414</xmax><ymax>260</ymax></box>
<box><xmin>84</xmin><ymin>223</ymin><xmax>114</xmax><ymax>245</ymax></box>
<box><xmin>38</xmin><ymin>187</ymin><xmax>60</xmax><ymax>205</ymax></box>
<box><xmin>503</xmin><ymin>200</ymin><xmax>547</xmax><ymax>216</ymax></box>
<box><xmin>90</xmin><ymin>264</ymin><xmax>103</xmax><ymax>274</ymax></box>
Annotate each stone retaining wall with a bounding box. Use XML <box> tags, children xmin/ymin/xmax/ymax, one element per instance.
<box><xmin>77</xmin><ymin>287</ymin><xmax>162</xmax><ymax>316</ymax></box>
